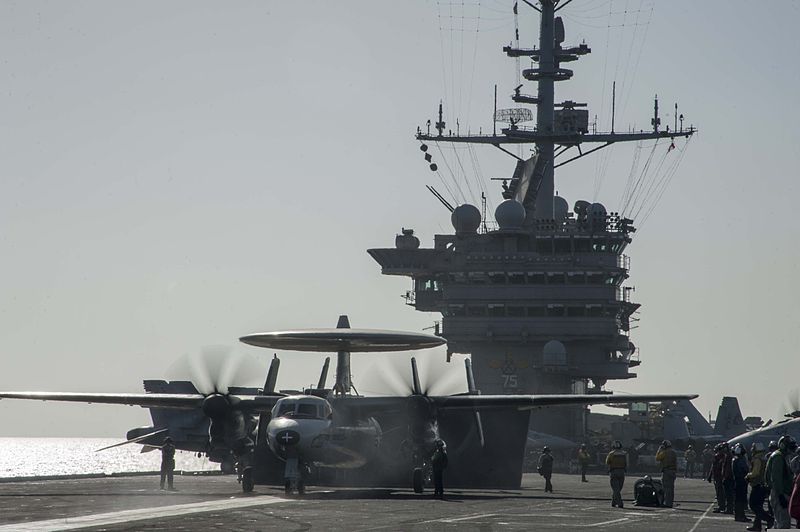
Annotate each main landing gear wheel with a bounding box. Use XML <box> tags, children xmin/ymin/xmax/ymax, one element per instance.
<box><xmin>241</xmin><ymin>467</ymin><xmax>254</xmax><ymax>493</ymax></box>
<box><xmin>413</xmin><ymin>468</ymin><xmax>424</xmax><ymax>494</ymax></box>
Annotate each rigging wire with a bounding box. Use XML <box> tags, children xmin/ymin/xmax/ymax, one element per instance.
<box><xmin>637</xmin><ymin>137</ymin><xmax>692</xmax><ymax>228</ymax></box>
<box><xmin>620</xmin><ymin>138</ymin><xmax>659</xmax><ymax>216</ymax></box>
<box><xmin>435</xmin><ymin>143</ymin><xmax>468</xmax><ymax>204</ymax></box>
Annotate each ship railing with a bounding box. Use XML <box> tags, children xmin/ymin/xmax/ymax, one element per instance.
<box><xmin>477</xmin><ymin>215</ymin><xmax>633</xmax><ymax>235</ymax></box>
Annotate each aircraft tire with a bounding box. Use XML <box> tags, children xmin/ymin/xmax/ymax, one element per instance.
<box><xmin>413</xmin><ymin>468</ymin><xmax>424</xmax><ymax>494</ymax></box>
<box><xmin>241</xmin><ymin>467</ymin><xmax>254</xmax><ymax>493</ymax></box>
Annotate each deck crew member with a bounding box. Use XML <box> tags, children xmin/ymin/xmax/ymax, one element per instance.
<box><xmin>578</xmin><ymin>444</ymin><xmax>591</xmax><ymax>483</ymax></box>
<box><xmin>538</xmin><ymin>446</ymin><xmax>554</xmax><ymax>493</ymax></box>
<box><xmin>606</xmin><ymin>440</ymin><xmax>627</xmax><ymax>508</ymax></box>
<box><xmin>684</xmin><ymin>445</ymin><xmax>697</xmax><ymax>479</ymax></box>
<box><xmin>431</xmin><ymin>439</ymin><xmax>448</xmax><ymax>499</ymax></box>
<box><xmin>766</xmin><ymin>436</ymin><xmax>796</xmax><ymax>529</ymax></box>
<box><xmin>732</xmin><ymin>443</ymin><xmax>752</xmax><ymax>523</ymax></box>
<box><xmin>709</xmin><ymin>443</ymin><xmax>727</xmax><ymax>513</ymax></box>
<box><xmin>746</xmin><ymin>442</ymin><xmax>774</xmax><ymax>532</ymax></box>
<box><xmin>702</xmin><ymin>443</ymin><xmax>714</xmax><ymax>480</ymax></box>
<box><xmin>656</xmin><ymin>439</ymin><xmax>677</xmax><ymax>508</ymax></box>
<box><xmin>159</xmin><ymin>436</ymin><xmax>176</xmax><ymax>490</ymax></box>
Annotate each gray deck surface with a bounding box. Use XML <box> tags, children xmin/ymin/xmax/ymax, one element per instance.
<box><xmin>0</xmin><ymin>472</ymin><xmax>751</xmax><ymax>531</ymax></box>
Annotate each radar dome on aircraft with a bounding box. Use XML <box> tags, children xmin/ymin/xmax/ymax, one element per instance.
<box><xmin>543</xmin><ymin>340</ymin><xmax>567</xmax><ymax>366</ymax></box>
<box><xmin>554</xmin><ymin>195</ymin><xmax>569</xmax><ymax>221</ymax></box>
<box><xmin>495</xmin><ymin>199</ymin><xmax>526</xmax><ymax>230</ymax></box>
<box><xmin>451</xmin><ymin>204</ymin><xmax>481</xmax><ymax>234</ymax></box>
<box><xmin>574</xmin><ymin>200</ymin><xmax>590</xmax><ymax>216</ymax></box>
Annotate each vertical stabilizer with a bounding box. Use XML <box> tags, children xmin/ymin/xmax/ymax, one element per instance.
<box><xmin>673</xmin><ymin>399</ymin><xmax>715</xmax><ymax>437</ymax></box>
<box><xmin>263</xmin><ymin>354</ymin><xmax>280</xmax><ymax>394</ymax></box>
<box><xmin>714</xmin><ymin>397</ymin><xmax>746</xmax><ymax>439</ymax></box>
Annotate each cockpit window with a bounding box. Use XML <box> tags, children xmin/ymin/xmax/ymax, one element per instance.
<box><xmin>275</xmin><ymin>402</ymin><xmax>296</xmax><ymax>417</ymax></box>
<box><xmin>296</xmin><ymin>404</ymin><xmax>319</xmax><ymax>418</ymax></box>
<box><xmin>271</xmin><ymin>397</ymin><xmax>331</xmax><ymax>420</ymax></box>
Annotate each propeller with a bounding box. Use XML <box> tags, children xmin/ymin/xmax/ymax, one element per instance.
<box><xmin>165</xmin><ymin>347</ymin><xmax>268</xmax><ymax>457</ymax></box>
<box><xmin>358</xmin><ymin>354</ymin><xmax>467</xmax><ymax>397</ymax></box>
<box><xmin>166</xmin><ymin>346</ymin><xmax>267</xmax><ymax>395</ymax></box>
<box><xmin>783</xmin><ymin>389</ymin><xmax>800</xmax><ymax>419</ymax></box>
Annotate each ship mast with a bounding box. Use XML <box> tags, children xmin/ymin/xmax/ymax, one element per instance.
<box><xmin>416</xmin><ymin>0</ymin><xmax>695</xmax><ymax>222</ymax></box>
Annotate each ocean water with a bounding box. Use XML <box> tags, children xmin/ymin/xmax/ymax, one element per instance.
<box><xmin>0</xmin><ymin>438</ymin><xmax>220</xmax><ymax>478</ymax></box>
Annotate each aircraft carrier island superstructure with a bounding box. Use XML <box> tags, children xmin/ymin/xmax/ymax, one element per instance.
<box><xmin>369</xmin><ymin>0</ymin><xmax>695</xmax><ymax>442</ymax></box>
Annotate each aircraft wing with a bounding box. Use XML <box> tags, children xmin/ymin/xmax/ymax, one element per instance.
<box><xmin>432</xmin><ymin>393</ymin><xmax>699</xmax><ymax>410</ymax></box>
<box><xmin>0</xmin><ymin>391</ymin><xmax>282</xmax><ymax>413</ymax></box>
<box><xmin>0</xmin><ymin>391</ymin><xmax>205</xmax><ymax>409</ymax></box>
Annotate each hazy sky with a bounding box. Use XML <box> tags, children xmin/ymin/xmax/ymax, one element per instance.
<box><xmin>1</xmin><ymin>1</ymin><xmax>798</xmax><ymax>436</ymax></box>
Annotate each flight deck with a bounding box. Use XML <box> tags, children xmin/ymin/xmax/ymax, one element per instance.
<box><xmin>1</xmin><ymin>473</ymin><xmax>740</xmax><ymax>531</ymax></box>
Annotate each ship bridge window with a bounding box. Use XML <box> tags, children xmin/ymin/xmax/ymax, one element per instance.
<box><xmin>450</xmin><ymin>272</ymin><xmax>467</xmax><ymax>284</ymax></box>
<box><xmin>447</xmin><ymin>304</ymin><xmax>466</xmax><ymax>317</ymax></box>
<box><xmin>546</xmin><ymin>305</ymin><xmax>565</xmax><ymax>317</ymax></box>
<box><xmin>468</xmin><ymin>305</ymin><xmax>487</xmax><ymax>317</ymax></box>
<box><xmin>507</xmin><ymin>306</ymin><xmax>526</xmax><ymax>317</ymax></box>
<box><xmin>567</xmin><ymin>272</ymin><xmax>585</xmax><ymax>284</ymax></box>
<box><xmin>527</xmin><ymin>306</ymin><xmax>546</xmax><ymax>317</ymax></box>
<box><xmin>536</xmin><ymin>239</ymin><xmax>554</xmax><ymax>254</ymax></box>
<box><xmin>592</xmin><ymin>239</ymin><xmax>609</xmax><ymax>252</ymax></box>
<box><xmin>527</xmin><ymin>272</ymin><xmax>546</xmax><ymax>284</ymax></box>
<box><xmin>554</xmin><ymin>238</ymin><xmax>571</xmax><ymax>253</ymax></box>
<box><xmin>488</xmin><ymin>304</ymin><xmax>505</xmax><ymax>317</ymax></box>
<box><xmin>468</xmin><ymin>272</ymin><xmax>488</xmax><ymax>285</ymax></box>
<box><xmin>587</xmin><ymin>273</ymin><xmax>606</xmax><ymax>284</ymax></box>
<box><xmin>567</xmin><ymin>306</ymin><xmax>585</xmax><ymax>317</ymax></box>
<box><xmin>586</xmin><ymin>304</ymin><xmax>603</xmax><ymax>317</ymax></box>
<box><xmin>547</xmin><ymin>273</ymin><xmax>566</xmax><ymax>285</ymax></box>
<box><xmin>574</xmin><ymin>237</ymin><xmax>592</xmax><ymax>253</ymax></box>
<box><xmin>508</xmin><ymin>272</ymin><xmax>525</xmax><ymax>285</ymax></box>
<box><xmin>488</xmin><ymin>272</ymin><xmax>506</xmax><ymax>284</ymax></box>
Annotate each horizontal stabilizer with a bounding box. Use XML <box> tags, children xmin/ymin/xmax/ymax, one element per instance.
<box><xmin>95</xmin><ymin>428</ymin><xmax>168</xmax><ymax>452</ymax></box>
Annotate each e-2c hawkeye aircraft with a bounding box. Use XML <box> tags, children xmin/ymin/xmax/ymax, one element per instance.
<box><xmin>0</xmin><ymin>317</ymin><xmax>697</xmax><ymax>494</ymax></box>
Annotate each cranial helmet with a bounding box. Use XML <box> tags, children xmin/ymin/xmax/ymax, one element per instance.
<box><xmin>733</xmin><ymin>443</ymin><xmax>745</xmax><ymax>456</ymax></box>
<box><xmin>752</xmin><ymin>441</ymin><xmax>765</xmax><ymax>453</ymax></box>
<box><xmin>778</xmin><ymin>435</ymin><xmax>796</xmax><ymax>450</ymax></box>
<box><xmin>436</xmin><ymin>439</ymin><xmax>445</xmax><ymax>448</ymax></box>
<box><xmin>543</xmin><ymin>446</ymin><xmax>550</xmax><ymax>453</ymax></box>
<box><xmin>661</xmin><ymin>440</ymin><xmax>672</xmax><ymax>448</ymax></box>
<box><xmin>768</xmin><ymin>440</ymin><xmax>779</xmax><ymax>451</ymax></box>
<box><xmin>612</xmin><ymin>440</ymin><xmax>623</xmax><ymax>450</ymax></box>
<box><xmin>164</xmin><ymin>436</ymin><xmax>173</xmax><ymax>443</ymax></box>
<box><xmin>580</xmin><ymin>443</ymin><xmax>587</xmax><ymax>449</ymax></box>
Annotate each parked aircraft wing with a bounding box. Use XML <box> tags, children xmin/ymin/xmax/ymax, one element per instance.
<box><xmin>0</xmin><ymin>391</ymin><xmax>205</xmax><ymax>409</ymax></box>
<box><xmin>0</xmin><ymin>391</ymin><xmax>282</xmax><ymax>413</ymax></box>
<box><xmin>334</xmin><ymin>393</ymin><xmax>698</xmax><ymax>417</ymax></box>
<box><xmin>432</xmin><ymin>393</ymin><xmax>699</xmax><ymax>410</ymax></box>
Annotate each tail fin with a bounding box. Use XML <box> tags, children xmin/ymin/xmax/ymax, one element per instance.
<box><xmin>465</xmin><ymin>359</ymin><xmax>485</xmax><ymax>448</ymax></box>
<box><xmin>714</xmin><ymin>397</ymin><xmax>746</xmax><ymax>438</ymax></box>
<box><xmin>317</xmin><ymin>357</ymin><xmax>330</xmax><ymax>390</ymax></box>
<box><xmin>263</xmin><ymin>354</ymin><xmax>280</xmax><ymax>395</ymax></box>
<box><xmin>673</xmin><ymin>399</ymin><xmax>715</xmax><ymax>437</ymax></box>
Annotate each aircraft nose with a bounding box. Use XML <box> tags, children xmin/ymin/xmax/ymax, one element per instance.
<box><xmin>275</xmin><ymin>429</ymin><xmax>300</xmax><ymax>446</ymax></box>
